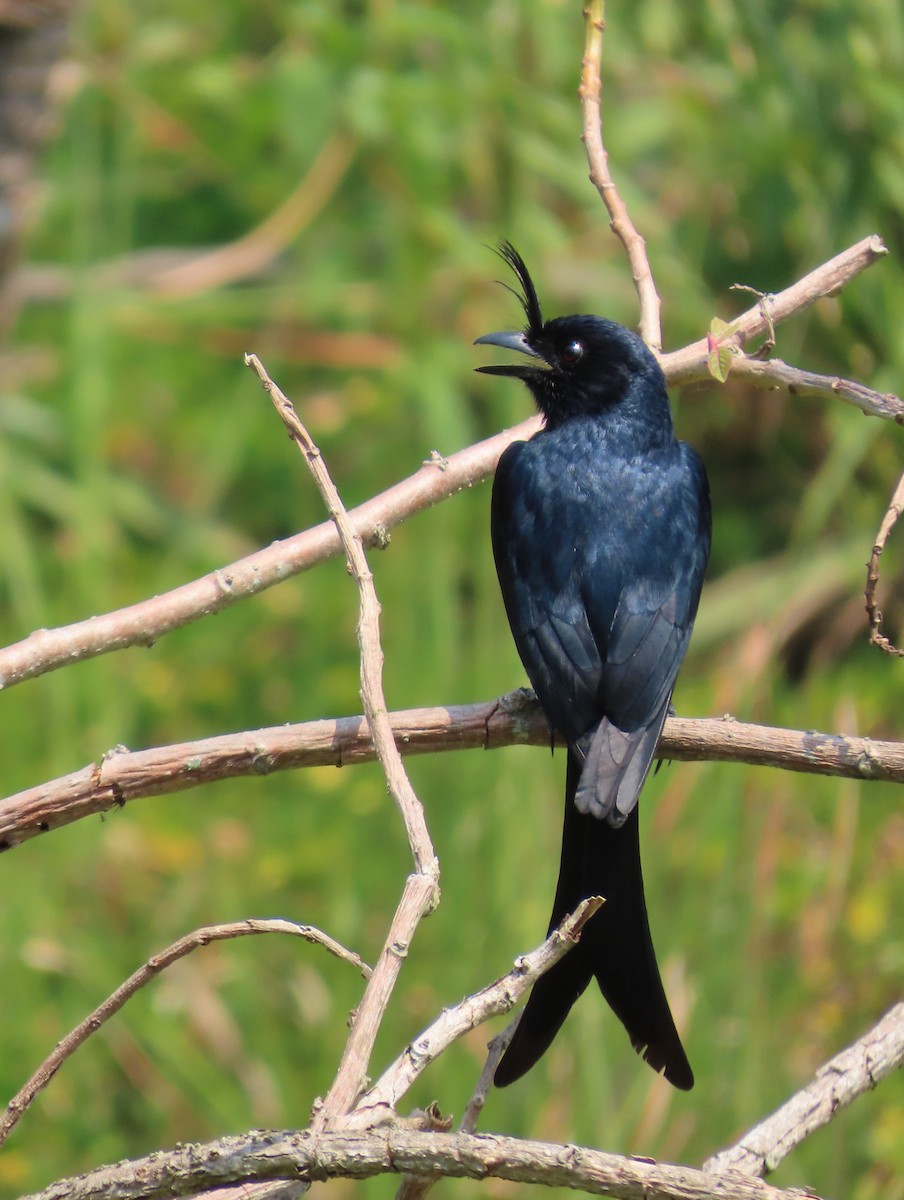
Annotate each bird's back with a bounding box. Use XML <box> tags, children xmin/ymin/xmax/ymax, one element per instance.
<box><xmin>492</xmin><ymin>416</ymin><xmax>710</xmax><ymax>760</ymax></box>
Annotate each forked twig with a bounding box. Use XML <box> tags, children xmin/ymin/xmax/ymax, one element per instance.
<box><xmin>246</xmin><ymin>354</ymin><xmax>440</xmax><ymax>1130</ymax></box>
<box><xmin>349</xmin><ymin>897</ymin><xmax>603</xmax><ymax>1128</ymax></box>
<box><xmin>388</xmin><ymin>902</ymin><xmax>601</xmax><ymax>1200</ymax></box>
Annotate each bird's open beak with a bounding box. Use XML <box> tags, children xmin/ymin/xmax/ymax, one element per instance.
<box><xmin>474</xmin><ymin>330</ymin><xmax>545</xmax><ymax>377</ymax></box>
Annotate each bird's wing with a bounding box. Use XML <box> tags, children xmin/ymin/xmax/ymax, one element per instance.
<box><xmin>491</xmin><ymin>438</ymin><xmax>709</xmax><ymax>826</ymax></box>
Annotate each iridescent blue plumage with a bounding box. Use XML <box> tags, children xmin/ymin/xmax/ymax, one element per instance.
<box><xmin>477</xmin><ymin>245</ymin><xmax>711</xmax><ymax>1090</ymax></box>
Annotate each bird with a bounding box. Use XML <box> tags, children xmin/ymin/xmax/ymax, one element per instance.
<box><xmin>475</xmin><ymin>243</ymin><xmax>711</xmax><ymax>1091</ymax></box>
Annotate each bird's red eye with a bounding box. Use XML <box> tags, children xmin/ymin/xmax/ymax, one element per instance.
<box><xmin>560</xmin><ymin>340</ymin><xmax>584</xmax><ymax>365</ymax></box>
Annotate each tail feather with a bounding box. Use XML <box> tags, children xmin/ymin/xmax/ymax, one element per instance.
<box><xmin>495</xmin><ymin>753</ymin><xmax>693</xmax><ymax>1090</ymax></box>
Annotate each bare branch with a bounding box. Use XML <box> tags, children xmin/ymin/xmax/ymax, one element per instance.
<box><xmin>865</xmin><ymin>467</ymin><xmax>904</xmax><ymax>655</ymax></box>
<box><xmin>657</xmin><ymin>234</ymin><xmax>897</xmax><ymax>422</ymax></box>
<box><xmin>3</xmin><ymin>698</ymin><xmax>903</xmax><ymax>851</ymax></box>
<box><xmin>0</xmin><ymin>415</ymin><xmax>541</xmax><ymax>692</ymax></box>
<box><xmin>347</xmin><ymin>898</ymin><xmax>603</xmax><ymax>1128</ymax></box>
<box><xmin>0</xmin><ymin>920</ymin><xmax>369</xmax><ymax>1151</ymax></box>
<box><xmin>662</xmin><ymin>235</ymin><xmax>888</xmax><ymax>374</ymax></box>
<box><xmin>728</xmin><ymin>355</ymin><xmax>904</xmax><ymax>422</ymax></box>
<box><xmin>247</xmin><ymin>355</ymin><xmax>439</xmax><ymax>1128</ymax></box>
<box><xmin>16</xmin><ymin>1127</ymin><xmax>816</xmax><ymax>1200</ymax></box>
<box><xmin>580</xmin><ymin>0</ymin><xmax>662</xmax><ymax>349</ymax></box>
<box><xmin>246</xmin><ymin>354</ymin><xmax>436</xmax><ymax>876</ymax></box>
<box><xmin>0</xmin><ymin>236</ymin><xmax>895</xmax><ymax>699</ymax></box>
<box><xmin>391</xmin><ymin>1016</ymin><xmax>524</xmax><ymax>1200</ymax></box>
<box><xmin>458</xmin><ymin>1017</ymin><xmax>518</xmax><ymax>1133</ymax></box>
<box><xmin>394</xmin><ymin>1005</ymin><xmax>519</xmax><ymax>1200</ymax></box>
<box><xmin>705</xmin><ymin>1003</ymin><xmax>904</xmax><ymax>1176</ymax></box>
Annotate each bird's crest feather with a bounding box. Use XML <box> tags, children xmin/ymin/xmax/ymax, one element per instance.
<box><xmin>496</xmin><ymin>241</ymin><xmax>544</xmax><ymax>340</ymax></box>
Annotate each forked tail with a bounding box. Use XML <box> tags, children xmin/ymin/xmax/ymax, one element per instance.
<box><xmin>494</xmin><ymin>752</ymin><xmax>693</xmax><ymax>1090</ymax></box>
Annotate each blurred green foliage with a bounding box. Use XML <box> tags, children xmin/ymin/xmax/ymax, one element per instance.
<box><xmin>1</xmin><ymin>1</ymin><xmax>903</xmax><ymax>1196</ymax></box>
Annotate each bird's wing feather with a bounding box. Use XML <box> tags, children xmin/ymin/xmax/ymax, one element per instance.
<box><xmin>492</xmin><ymin>437</ymin><xmax>709</xmax><ymax>826</ymax></box>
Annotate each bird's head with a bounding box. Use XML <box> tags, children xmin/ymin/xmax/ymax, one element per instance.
<box><xmin>475</xmin><ymin>242</ymin><xmax>666</xmax><ymax>427</ymax></box>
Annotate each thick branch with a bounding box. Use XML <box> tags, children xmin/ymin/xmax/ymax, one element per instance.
<box><xmin>705</xmin><ymin>1003</ymin><xmax>904</xmax><ymax>1176</ymax></box>
<box><xmin>3</xmin><ymin>697</ymin><xmax>903</xmax><ymax>851</ymax></box>
<box><xmin>17</xmin><ymin>1127</ymin><xmax>814</xmax><ymax>1200</ymax></box>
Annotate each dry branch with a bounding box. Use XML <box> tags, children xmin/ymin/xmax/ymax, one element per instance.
<box><xmin>579</xmin><ymin>0</ymin><xmax>662</xmax><ymax>349</ymax></box>
<box><xmin>247</xmin><ymin>354</ymin><xmax>440</xmax><ymax>1130</ymax></box>
<box><xmin>660</xmin><ymin>235</ymin><xmax>904</xmax><ymax>422</ymax></box>
<box><xmin>393</xmin><ymin>1010</ymin><xmax>523</xmax><ymax>1200</ymax></box>
<box><xmin>0</xmin><ymin>232</ymin><xmax>894</xmax><ymax>700</ymax></box>
<box><xmin>3</xmin><ymin>698</ymin><xmax>902</xmax><ymax>852</ymax></box>
<box><xmin>865</xmin><ymin>466</ymin><xmax>904</xmax><ymax>655</ymax></box>
<box><xmin>0</xmin><ymin>415</ymin><xmax>539</xmax><ymax>691</ymax></box>
<box><xmin>0</xmin><ymin>920</ymin><xmax>369</xmax><ymax>1151</ymax></box>
<box><xmin>727</xmin><ymin>354</ymin><xmax>904</xmax><ymax>420</ymax></box>
<box><xmin>17</xmin><ymin>1127</ymin><xmax>817</xmax><ymax>1200</ymax></box>
<box><xmin>245</xmin><ymin>354</ymin><xmax>436</xmax><ymax>876</ymax></box>
<box><xmin>661</xmin><ymin>236</ymin><xmax>888</xmax><ymax>379</ymax></box>
<box><xmin>346</xmin><ymin>897</ymin><xmax>603</xmax><ymax>1128</ymax></box>
<box><xmin>705</xmin><ymin>1002</ymin><xmax>904</xmax><ymax>1176</ymax></box>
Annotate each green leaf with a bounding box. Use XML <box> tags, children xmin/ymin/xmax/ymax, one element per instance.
<box><xmin>707</xmin><ymin>317</ymin><xmax>734</xmax><ymax>382</ymax></box>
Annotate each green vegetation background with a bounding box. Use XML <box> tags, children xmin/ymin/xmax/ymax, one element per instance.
<box><xmin>1</xmin><ymin>1</ymin><xmax>903</xmax><ymax>1196</ymax></box>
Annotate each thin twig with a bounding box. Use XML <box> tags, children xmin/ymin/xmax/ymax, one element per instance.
<box><xmin>391</xmin><ymin>1021</ymin><xmax>523</xmax><ymax>1200</ymax></box>
<box><xmin>246</xmin><ymin>354</ymin><xmax>440</xmax><ymax>1129</ymax></box>
<box><xmin>660</xmin><ymin>236</ymin><xmax>895</xmax><ymax>396</ymax></box>
<box><xmin>705</xmin><ymin>1003</ymin><xmax>904</xmax><ymax>1176</ymax></box>
<box><xmin>389</xmin><ymin>1019</ymin><xmax>527</xmax><ymax>1200</ymax></box>
<box><xmin>15</xmin><ymin>1127</ymin><xmax>818</xmax><ymax>1200</ymax></box>
<box><xmin>0</xmin><ymin>920</ymin><xmax>369</xmax><ymax>1150</ymax></box>
<box><xmin>394</xmin><ymin>1009</ymin><xmax>519</xmax><ymax>1200</ymax></box>
<box><xmin>579</xmin><ymin>0</ymin><xmax>662</xmax><ymax>349</ymax></box>
<box><xmin>245</xmin><ymin>354</ymin><xmax>435</xmax><ymax>876</ymax></box>
<box><xmin>728</xmin><ymin>354</ymin><xmax>904</xmax><ymax>422</ymax></box>
<box><xmin>388</xmin><ymin>926</ymin><xmax>564</xmax><ymax>1200</ymax></box>
<box><xmin>458</xmin><ymin>1017</ymin><xmax>518</xmax><ymax>1133</ymax></box>
<box><xmin>3</xmin><ymin>699</ymin><xmax>903</xmax><ymax>851</ymax></box>
<box><xmin>729</xmin><ymin>285</ymin><xmax>776</xmax><ymax>356</ymax></box>
<box><xmin>865</xmin><ymin>467</ymin><xmax>904</xmax><ymax>655</ymax></box>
